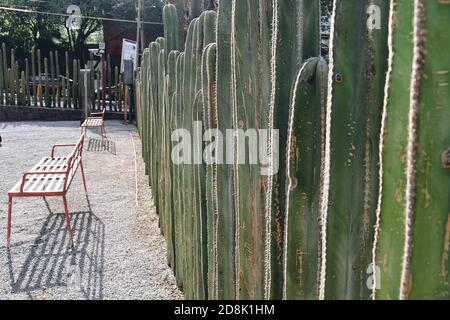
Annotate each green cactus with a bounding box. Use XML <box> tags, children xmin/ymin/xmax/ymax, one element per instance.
<box><xmin>201</xmin><ymin>42</ymin><xmax>217</xmax><ymax>299</ymax></box>
<box><xmin>163</xmin><ymin>4</ymin><xmax>180</xmax><ymax>55</ymax></box>
<box><xmin>157</xmin><ymin>48</ymin><xmax>167</xmax><ymax>222</ymax></box>
<box><xmin>283</xmin><ymin>57</ymin><xmax>327</xmax><ymax>300</ymax></box>
<box><xmin>320</xmin><ymin>0</ymin><xmax>389</xmax><ymax>300</ymax></box>
<box><xmin>149</xmin><ymin>42</ymin><xmax>161</xmax><ymax>206</ymax></box>
<box><xmin>181</xmin><ymin>19</ymin><xmax>199</xmax><ymax>299</ymax></box>
<box><xmin>373</xmin><ymin>0</ymin><xmax>450</xmax><ymax>300</ymax></box>
<box><xmin>141</xmin><ymin>52</ymin><xmax>148</xmax><ymax>173</ymax></box>
<box><xmin>156</xmin><ymin>37</ymin><xmax>167</xmax><ymax>54</ymax></box>
<box><xmin>230</xmin><ymin>0</ymin><xmax>272</xmax><ymax>300</ymax></box>
<box><xmin>165</xmin><ymin>49</ymin><xmax>181</xmax><ymax>272</ymax></box>
<box><xmin>173</xmin><ymin>52</ymin><xmax>186</xmax><ymax>289</ymax></box>
<box><xmin>214</xmin><ymin>0</ymin><xmax>236</xmax><ymax>299</ymax></box>
<box><xmin>266</xmin><ymin>0</ymin><xmax>321</xmax><ymax>300</ymax></box>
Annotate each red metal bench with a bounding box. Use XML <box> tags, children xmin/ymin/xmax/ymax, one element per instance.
<box><xmin>81</xmin><ymin>108</ymin><xmax>106</xmax><ymax>140</ymax></box>
<box><xmin>7</xmin><ymin>134</ymin><xmax>87</xmax><ymax>247</ymax></box>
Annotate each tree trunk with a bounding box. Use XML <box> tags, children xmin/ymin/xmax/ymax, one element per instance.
<box><xmin>189</xmin><ymin>0</ymin><xmax>202</xmax><ymax>21</ymax></box>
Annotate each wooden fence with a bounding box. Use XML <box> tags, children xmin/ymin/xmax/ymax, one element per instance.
<box><xmin>0</xmin><ymin>44</ymin><xmax>126</xmax><ymax>112</ymax></box>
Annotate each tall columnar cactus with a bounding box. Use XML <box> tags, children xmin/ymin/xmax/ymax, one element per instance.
<box><xmin>373</xmin><ymin>0</ymin><xmax>450</xmax><ymax>300</ymax></box>
<box><xmin>283</xmin><ymin>57</ymin><xmax>327</xmax><ymax>300</ymax></box>
<box><xmin>149</xmin><ymin>42</ymin><xmax>161</xmax><ymax>208</ymax></box>
<box><xmin>191</xmin><ymin>10</ymin><xmax>218</xmax><ymax>300</ymax></box>
<box><xmin>215</xmin><ymin>0</ymin><xmax>236</xmax><ymax>300</ymax></box>
<box><xmin>231</xmin><ymin>0</ymin><xmax>272</xmax><ymax>300</ymax></box>
<box><xmin>163</xmin><ymin>4</ymin><xmax>180</xmax><ymax>55</ymax></box>
<box><xmin>135</xmin><ymin>0</ymin><xmax>449</xmax><ymax>302</ymax></box>
<box><xmin>202</xmin><ymin>42</ymin><xmax>218</xmax><ymax>299</ymax></box>
<box><xmin>181</xmin><ymin>19</ymin><xmax>199</xmax><ymax>299</ymax></box>
<box><xmin>320</xmin><ymin>0</ymin><xmax>389</xmax><ymax>300</ymax></box>
<box><xmin>157</xmin><ymin>48</ymin><xmax>167</xmax><ymax>225</ymax></box>
<box><xmin>173</xmin><ymin>52</ymin><xmax>186</xmax><ymax>289</ymax></box>
<box><xmin>166</xmin><ymin>49</ymin><xmax>181</xmax><ymax>273</ymax></box>
<box><xmin>267</xmin><ymin>0</ymin><xmax>321</xmax><ymax>300</ymax></box>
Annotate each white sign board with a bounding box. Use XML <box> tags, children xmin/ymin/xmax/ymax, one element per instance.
<box><xmin>121</xmin><ymin>39</ymin><xmax>136</xmax><ymax>73</ymax></box>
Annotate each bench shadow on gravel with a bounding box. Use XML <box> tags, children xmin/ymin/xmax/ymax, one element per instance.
<box><xmin>86</xmin><ymin>138</ymin><xmax>116</xmax><ymax>155</ymax></box>
<box><xmin>6</xmin><ymin>196</ymin><xmax>105</xmax><ymax>300</ymax></box>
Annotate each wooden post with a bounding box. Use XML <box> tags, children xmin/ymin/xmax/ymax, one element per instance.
<box><xmin>55</xmin><ymin>51</ymin><xmax>60</xmax><ymax>108</ymax></box>
<box><xmin>114</xmin><ymin>66</ymin><xmax>119</xmax><ymax>111</ymax></box>
<box><xmin>50</xmin><ymin>51</ymin><xmax>55</xmax><ymax>107</ymax></box>
<box><xmin>72</xmin><ymin>59</ymin><xmax>78</xmax><ymax>109</ymax></box>
<box><xmin>2</xmin><ymin>44</ymin><xmax>9</xmax><ymax>105</ymax></box>
<box><xmin>89</xmin><ymin>52</ymin><xmax>95</xmax><ymax>110</ymax></box>
<box><xmin>10</xmin><ymin>49</ymin><xmax>15</xmax><ymax>105</ymax></box>
<box><xmin>65</xmin><ymin>51</ymin><xmax>71</xmax><ymax>108</ymax></box>
<box><xmin>37</xmin><ymin>49</ymin><xmax>43</xmax><ymax>107</ymax></box>
<box><xmin>25</xmin><ymin>58</ymin><xmax>30</xmax><ymax>106</ymax></box>
<box><xmin>44</xmin><ymin>57</ymin><xmax>49</xmax><ymax>107</ymax></box>
<box><xmin>107</xmin><ymin>55</ymin><xmax>112</xmax><ymax>111</ymax></box>
<box><xmin>0</xmin><ymin>49</ymin><xmax>3</xmax><ymax>105</ymax></box>
<box><xmin>124</xmin><ymin>84</ymin><xmax>129</xmax><ymax>122</ymax></box>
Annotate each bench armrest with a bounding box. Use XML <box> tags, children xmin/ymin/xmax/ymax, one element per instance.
<box><xmin>20</xmin><ymin>171</ymin><xmax>67</xmax><ymax>192</ymax></box>
<box><xmin>51</xmin><ymin>144</ymin><xmax>76</xmax><ymax>158</ymax></box>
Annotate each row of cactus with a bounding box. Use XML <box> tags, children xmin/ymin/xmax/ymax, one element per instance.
<box><xmin>0</xmin><ymin>45</ymin><xmax>124</xmax><ymax>111</ymax></box>
<box><xmin>136</xmin><ymin>0</ymin><xmax>450</xmax><ymax>300</ymax></box>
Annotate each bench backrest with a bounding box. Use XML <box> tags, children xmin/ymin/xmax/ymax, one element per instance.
<box><xmin>64</xmin><ymin>134</ymin><xmax>85</xmax><ymax>190</ymax></box>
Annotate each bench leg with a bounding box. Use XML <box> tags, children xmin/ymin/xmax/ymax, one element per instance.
<box><xmin>80</xmin><ymin>160</ymin><xmax>88</xmax><ymax>194</ymax></box>
<box><xmin>62</xmin><ymin>196</ymin><xmax>74</xmax><ymax>248</ymax></box>
<box><xmin>7</xmin><ymin>196</ymin><xmax>12</xmax><ymax>246</ymax></box>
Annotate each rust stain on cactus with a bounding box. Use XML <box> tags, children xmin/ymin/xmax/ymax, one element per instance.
<box><xmin>442</xmin><ymin>148</ymin><xmax>450</xmax><ymax>168</ymax></box>
<box><xmin>440</xmin><ymin>214</ymin><xmax>450</xmax><ymax>280</ymax></box>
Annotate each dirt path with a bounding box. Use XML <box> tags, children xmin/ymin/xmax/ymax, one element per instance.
<box><xmin>0</xmin><ymin>121</ymin><xmax>183</xmax><ymax>300</ymax></box>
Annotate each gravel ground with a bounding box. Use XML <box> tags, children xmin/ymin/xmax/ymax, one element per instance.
<box><xmin>0</xmin><ymin>120</ymin><xmax>183</xmax><ymax>300</ymax></box>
